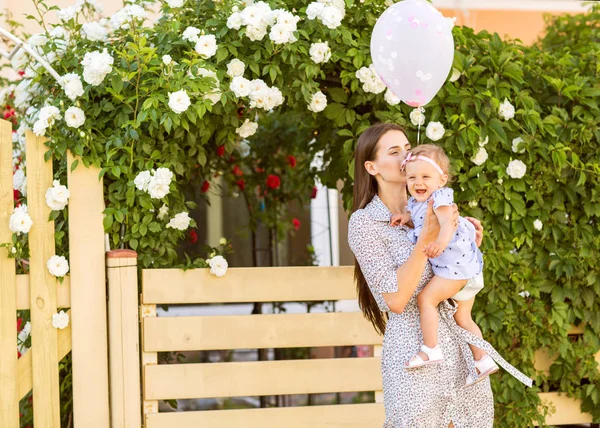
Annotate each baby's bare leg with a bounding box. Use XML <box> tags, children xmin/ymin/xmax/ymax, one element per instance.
<box><xmin>416</xmin><ymin>276</ymin><xmax>467</xmax><ymax>359</ymax></box>
<box><xmin>454</xmin><ymin>297</ymin><xmax>485</xmax><ymax>361</ymax></box>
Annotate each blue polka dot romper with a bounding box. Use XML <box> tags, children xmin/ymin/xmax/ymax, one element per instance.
<box><xmin>407</xmin><ymin>188</ymin><xmax>483</xmax><ymax>280</ymax></box>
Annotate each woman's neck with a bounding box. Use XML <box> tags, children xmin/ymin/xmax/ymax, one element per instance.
<box><xmin>378</xmin><ymin>184</ymin><xmax>408</xmax><ymax>214</ymax></box>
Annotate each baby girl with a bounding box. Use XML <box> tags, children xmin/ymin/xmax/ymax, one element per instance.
<box><xmin>391</xmin><ymin>144</ymin><xmax>499</xmax><ymax>386</ymax></box>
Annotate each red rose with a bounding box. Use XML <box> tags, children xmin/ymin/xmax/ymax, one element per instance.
<box><xmin>287</xmin><ymin>155</ymin><xmax>297</xmax><ymax>168</ymax></box>
<box><xmin>17</xmin><ymin>318</ymin><xmax>22</xmax><ymax>332</ymax></box>
<box><xmin>201</xmin><ymin>180</ymin><xmax>210</xmax><ymax>193</ymax></box>
<box><xmin>189</xmin><ymin>229</ymin><xmax>198</xmax><ymax>244</ymax></box>
<box><xmin>17</xmin><ymin>70</ymin><xmax>25</xmax><ymax>76</ymax></box>
<box><xmin>236</xmin><ymin>179</ymin><xmax>245</xmax><ymax>190</ymax></box>
<box><xmin>310</xmin><ymin>186</ymin><xmax>318</xmax><ymax>199</ymax></box>
<box><xmin>292</xmin><ymin>218</ymin><xmax>301</xmax><ymax>230</ymax></box>
<box><xmin>216</xmin><ymin>145</ymin><xmax>225</xmax><ymax>157</ymax></box>
<box><xmin>232</xmin><ymin>165</ymin><xmax>244</xmax><ymax>177</ymax></box>
<box><xmin>266</xmin><ymin>174</ymin><xmax>281</xmax><ymax>189</ymax></box>
<box><xmin>17</xmin><ymin>351</ymin><xmax>21</xmax><ymax>359</ymax></box>
<box><xmin>13</xmin><ymin>189</ymin><xmax>20</xmax><ymax>207</ymax></box>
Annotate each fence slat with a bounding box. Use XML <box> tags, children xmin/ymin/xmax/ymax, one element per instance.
<box><xmin>67</xmin><ymin>153</ymin><xmax>110</xmax><ymax>428</ymax></box>
<box><xmin>18</xmin><ymin>310</ymin><xmax>72</xmax><ymax>400</ymax></box>
<box><xmin>143</xmin><ymin>312</ymin><xmax>382</xmax><ymax>352</ymax></box>
<box><xmin>144</xmin><ymin>357</ymin><xmax>381</xmax><ymax>400</ymax></box>
<box><xmin>145</xmin><ymin>403</ymin><xmax>386</xmax><ymax>428</ymax></box>
<box><xmin>0</xmin><ymin>118</ymin><xmax>19</xmax><ymax>428</ymax></box>
<box><xmin>16</xmin><ymin>274</ymin><xmax>70</xmax><ymax>310</ymax></box>
<box><xmin>142</xmin><ymin>266</ymin><xmax>355</xmax><ymax>304</ymax></box>
<box><xmin>25</xmin><ymin>130</ymin><xmax>61</xmax><ymax>427</ymax></box>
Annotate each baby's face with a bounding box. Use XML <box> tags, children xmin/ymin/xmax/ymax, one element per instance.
<box><xmin>405</xmin><ymin>160</ymin><xmax>446</xmax><ymax>202</ymax></box>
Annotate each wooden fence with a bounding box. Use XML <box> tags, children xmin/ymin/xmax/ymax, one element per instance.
<box><xmin>0</xmin><ymin>117</ymin><xmax>597</xmax><ymax>427</ymax></box>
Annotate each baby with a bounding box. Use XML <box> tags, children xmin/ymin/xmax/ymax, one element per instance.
<box><xmin>392</xmin><ymin>144</ymin><xmax>499</xmax><ymax>386</ymax></box>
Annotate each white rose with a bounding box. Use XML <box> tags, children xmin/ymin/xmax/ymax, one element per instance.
<box><xmin>309</xmin><ymin>42</ymin><xmax>331</xmax><ymax>64</ymax></box>
<box><xmin>410</xmin><ymin>107</ymin><xmax>426</xmax><ymax>126</ymax></box>
<box><xmin>237</xmin><ymin>140</ymin><xmax>251</xmax><ymax>158</ymax></box>
<box><xmin>478</xmin><ymin>136</ymin><xmax>489</xmax><ymax>147</ymax></box>
<box><xmin>162</xmin><ymin>55</ymin><xmax>172</xmax><ymax>65</ymax></box>
<box><xmin>219</xmin><ymin>237</ymin><xmax>227</xmax><ymax>246</ymax></box>
<box><xmin>241</xmin><ymin>5</ymin><xmax>264</xmax><ymax>26</ymax></box>
<box><xmin>57</xmin><ymin>5</ymin><xmax>80</xmax><ymax>22</ymax></box>
<box><xmin>499</xmin><ymin>98</ymin><xmax>515</xmax><ymax>120</ymax></box>
<box><xmin>245</xmin><ymin>23</ymin><xmax>268</xmax><ymax>41</ymax></box>
<box><xmin>166</xmin><ymin>0</ymin><xmax>185</xmax><ymax>8</ymax></box>
<box><xmin>109</xmin><ymin>5</ymin><xmax>146</xmax><ymax>30</ymax></box>
<box><xmin>449</xmin><ymin>67</ymin><xmax>461</xmax><ymax>82</ymax></box>
<box><xmin>157</xmin><ymin>204</ymin><xmax>169</xmax><ymax>220</ymax></box>
<box><xmin>426</xmin><ymin>121</ymin><xmax>445</xmax><ymax>141</ymax></box>
<box><xmin>250</xmin><ymin>79</ymin><xmax>268</xmax><ymax>93</ymax></box>
<box><xmin>147</xmin><ymin>178</ymin><xmax>170</xmax><ymax>199</ymax></box>
<box><xmin>320</xmin><ymin>5</ymin><xmax>344</xmax><ymax>29</ymax></box>
<box><xmin>46</xmin><ymin>180</ymin><xmax>70</xmax><ymax>211</ymax></box>
<box><xmin>533</xmin><ymin>219</ymin><xmax>543</xmax><ymax>231</ymax></box>
<box><xmin>166</xmin><ymin>212</ymin><xmax>191</xmax><ymax>230</ymax></box>
<box><xmin>384</xmin><ymin>89</ymin><xmax>400</xmax><ymax>106</ymax></box>
<box><xmin>61</xmin><ymin>73</ymin><xmax>84</xmax><ymax>101</ymax></box>
<box><xmin>230</xmin><ymin>76</ymin><xmax>251</xmax><ymax>98</ymax></box>
<box><xmin>81</xmin><ymin>22</ymin><xmax>108</xmax><ymax>42</ymax></box>
<box><xmin>308</xmin><ymin>91</ymin><xmax>327</xmax><ymax>113</ymax></box>
<box><xmin>13</xmin><ymin>169</ymin><xmax>25</xmax><ymax>191</ymax></box>
<box><xmin>506</xmin><ymin>159</ymin><xmax>526</xmax><ymax>179</ymax></box>
<box><xmin>168</xmin><ymin>89</ymin><xmax>191</xmax><ymax>114</ymax></box>
<box><xmin>236</xmin><ymin>119</ymin><xmax>259</xmax><ymax>138</ymax></box>
<box><xmin>182</xmin><ymin>26</ymin><xmax>201</xmax><ymax>43</ymax></box>
<box><xmin>306</xmin><ymin>2</ymin><xmax>325</xmax><ymax>20</ymax></box>
<box><xmin>471</xmin><ymin>147</ymin><xmax>488</xmax><ymax>166</ymax></box>
<box><xmin>227</xmin><ymin>58</ymin><xmax>246</xmax><ymax>78</ymax></box>
<box><xmin>47</xmin><ymin>255</ymin><xmax>69</xmax><ymax>277</ymax></box>
<box><xmin>227</xmin><ymin>12</ymin><xmax>243</xmax><ymax>30</ymax></box>
<box><xmin>195</xmin><ymin>34</ymin><xmax>218</xmax><ymax>59</ymax></box>
<box><xmin>204</xmin><ymin>91</ymin><xmax>221</xmax><ymax>105</ymax></box>
<box><xmin>9</xmin><ymin>204</ymin><xmax>33</xmax><ymax>235</ymax></box>
<box><xmin>134</xmin><ymin>170</ymin><xmax>151</xmax><ymax>191</ymax></box>
<box><xmin>81</xmin><ymin>49</ymin><xmax>114</xmax><ymax>86</ymax></box>
<box><xmin>153</xmin><ymin>167</ymin><xmax>174</xmax><ymax>185</ymax></box>
<box><xmin>468</xmin><ymin>200</ymin><xmax>478</xmax><ymax>207</ymax></box>
<box><xmin>512</xmin><ymin>137</ymin><xmax>525</xmax><ymax>153</ymax></box>
<box><xmin>208</xmin><ymin>255</ymin><xmax>228</xmax><ymax>277</ymax></box>
<box><xmin>269</xmin><ymin>24</ymin><xmax>293</xmax><ymax>44</ymax></box>
<box><xmin>51</xmin><ymin>311</ymin><xmax>69</xmax><ymax>329</ymax></box>
<box><xmin>39</xmin><ymin>105</ymin><xmax>61</xmax><ymax>126</ymax></box>
<box><xmin>64</xmin><ymin>106</ymin><xmax>85</xmax><ymax>129</ymax></box>
<box><xmin>11</xmin><ymin>49</ymin><xmax>29</xmax><ymax>71</ymax></box>
<box><xmin>197</xmin><ymin>67</ymin><xmax>219</xmax><ymax>83</ymax></box>
<box><xmin>518</xmin><ymin>291</ymin><xmax>531</xmax><ymax>298</ymax></box>
<box><xmin>264</xmin><ymin>87</ymin><xmax>284</xmax><ymax>110</ymax></box>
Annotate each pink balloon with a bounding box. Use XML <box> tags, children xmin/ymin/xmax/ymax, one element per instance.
<box><xmin>370</xmin><ymin>0</ymin><xmax>455</xmax><ymax>108</ymax></box>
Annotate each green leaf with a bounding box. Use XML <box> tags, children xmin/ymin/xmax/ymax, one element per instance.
<box><xmin>328</xmin><ymin>88</ymin><xmax>348</xmax><ymax>104</ymax></box>
<box><xmin>111</xmin><ymin>74</ymin><xmax>123</xmax><ymax>94</ymax></box>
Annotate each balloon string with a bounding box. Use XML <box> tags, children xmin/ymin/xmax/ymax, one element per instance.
<box><xmin>417</xmin><ymin>117</ymin><xmax>421</xmax><ymax>145</ymax></box>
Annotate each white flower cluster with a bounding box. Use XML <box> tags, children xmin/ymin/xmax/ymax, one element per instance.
<box><xmin>306</xmin><ymin>0</ymin><xmax>345</xmax><ymax>30</ymax></box>
<box><xmin>308</xmin><ymin>91</ymin><xmax>327</xmax><ymax>113</ymax></box>
<box><xmin>47</xmin><ymin>255</ymin><xmax>69</xmax><ymax>278</ymax></box>
<box><xmin>208</xmin><ymin>255</ymin><xmax>228</xmax><ymax>277</ymax></box>
<box><xmin>81</xmin><ymin>49</ymin><xmax>114</xmax><ymax>86</ymax></box>
<box><xmin>410</xmin><ymin>107</ymin><xmax>425</xmax><ymax>126</ymax></box>
<box><xmin>227</xmin><ymin>2</ymin><xmax>299</xmax><ymax>44</ymax></box>
<box><xmin>52</xmin><ymin>310</ymin><xmax>70</xmax><ymax>329</ymax></box>
<box><xmin>236</xmin><ymin>119</ymin><xmax>259</xmax><ymax>138</ymax></box>
<box><xmin>61</xmin><ymin>73</ymin><xmax>84</xmax><ymax>101</ymax></box>
<box><xmin>499</xmin><ymin>98</ymin><xmax>515</xmax><ymax>121</ymax></box>
<box><xmin>309</xmin><ymin>42</ymin><xmax>332</xmax><ymax>64</ymax></box>
<box><xmin>45</xmin><ymin>180</ymin><xmax>70</xmax><ymax>211</ymax></box>
<box><xmin>506</xmin><ymin>159</ymin><xmax>526</xmax><ymax>179</ymax></box>
<box><xmin>230</xmin><ymin>76</ymin><xmax>284</xmax><ymax>111</ymax></box>
<box><xmin>109</xmin><ymin>4</ymin><xmax>147</xmax><ymax>31</ymax></box>
<box><xmin>57</xmin><ymin>0</ymin><xmax>103</xmax><ymax>22</ymax></box>
<box><xmin>81</xmin><ymin>20</ymin><xmax>109</xmax><ymax>42</ymax></box>
<box><xmin>166</xmin><ymin>212</ymin><xmax>191</xmax><ymax>230</ymax></box>
<box><xmin>134</xmin><ymin>167</ymin><xmax>174</xmax><ymax>199</ymax></box>
<box><xmin>227</xmin><ymin>59</ymin><xmax>245</xmax><ymax>77</ymax></box>
<box><xmin>168</xmin><ymin>90</ymin><xmax>191</xmax><ymax>114</ymax></box>
<box><xmin>356</xmin><ymin>64</ymin><xmax>386</xmax><ymax>94</ymax></box>
<box><xmin>9</xmin><ymin>204</ymin><xmax>33</xmax><ymax>235</ymax></box>
<box><xmin>425</xmin><ymin>121</ymin><xmax>445</xmax><ymax>141</ymax></box>
<box><xmin>65</xmin><ymin>106</ymin><xmax>86</xmax><ymax>128</ymax></box>
<box><xmin>33</xmin><ymin>106</ymin><xmax>61</xmax><ymax>137</ymax></box>
<box><xmin>181</xmin><ymin>27</ymin><xmax>218</xmax><ymax>58</ymax></box>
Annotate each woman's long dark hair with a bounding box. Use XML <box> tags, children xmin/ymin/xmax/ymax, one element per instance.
<box><xmin>352</xmin><ymin>123</ymin><xmax>408</xmax><ymax>335</ymax></box>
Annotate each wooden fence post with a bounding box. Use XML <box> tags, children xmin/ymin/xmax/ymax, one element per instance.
<box><xmin>67</xmin><ymin>153</ymin><xmax>110</xmax><ymax>427</ymax></box>
<box><xmin>106</xmin><ymin>249</ymin><xmax>142</xmax><ymax>428</ymax></box>
<box><xmin>0</xmin><ymin>119</ymin><xmax>19</xmax><ymax>428</ymax></box>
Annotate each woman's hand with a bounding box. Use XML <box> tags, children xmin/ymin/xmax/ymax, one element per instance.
<box><xmin>464</xmin><ymin>216</ymin><xmax>484</xmax><ymax>247</ymax></box>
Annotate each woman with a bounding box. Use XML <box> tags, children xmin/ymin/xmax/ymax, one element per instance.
<box><xmin>348</xmin><ymin>123</ymin><xmax>531</xmax><ymax>427</ymax></box>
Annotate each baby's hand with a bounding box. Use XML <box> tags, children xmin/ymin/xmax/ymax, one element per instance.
<box><xmin>390</xmin><ymin>212</ymin><xmax>411</xmax><ymax>227</ymax></box>
<box><xmin>424</xmin><ymin>242</ymin><xmax>443</xmax><ymax>258</ymax></box>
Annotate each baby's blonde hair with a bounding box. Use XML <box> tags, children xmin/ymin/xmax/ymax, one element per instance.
<box><xmin>407</xmin><ymin>144</ymin><xmax>453</xmax><ymax>182</ymax></box>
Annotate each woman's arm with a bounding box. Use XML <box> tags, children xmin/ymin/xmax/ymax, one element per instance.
<box><xmin>382</xmin><ymin>200</ymin><xmax>442</xmax><ymax>313</ymax></box>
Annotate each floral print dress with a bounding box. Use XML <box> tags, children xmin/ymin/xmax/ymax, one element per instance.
<box><xmin>348</xmin><ymin>195</ymin><xmax>532</xmax><ymax>428</ymax></box>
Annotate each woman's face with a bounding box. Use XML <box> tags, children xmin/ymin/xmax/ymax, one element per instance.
<box><xmin>364</xmin><ymin>130</ymin><xmax>411</xmax><ymax>184</ymax></box>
